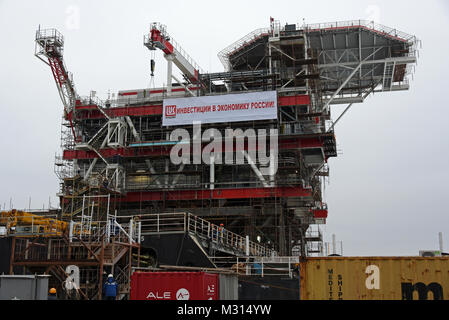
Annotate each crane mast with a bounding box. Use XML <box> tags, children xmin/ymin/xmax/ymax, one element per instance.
<box><xmin>35</xmin><ymin>27</ymin><xmax>78</xmax><ymax>138</ymax></box>
<box><xmin>144</xmin><ymin>22</ymin><xmax>204</xmax><ymax>95</ymax></box>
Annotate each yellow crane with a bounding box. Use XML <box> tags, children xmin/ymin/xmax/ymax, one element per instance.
<box><xmin>0</xmin><ymin>209</ymin><xmax>87</xmax><ymax>237</ymax></box>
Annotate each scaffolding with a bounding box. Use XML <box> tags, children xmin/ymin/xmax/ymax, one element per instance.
<box><xmin>2</xmin><ymin>212</ymin><xmax>142</xmax><ymax>300</ymax></box>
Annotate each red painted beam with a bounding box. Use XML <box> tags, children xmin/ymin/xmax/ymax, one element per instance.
<box><xmin>120</xmin><ymin>186</ymin><xmax>311</xmax><ymax>202</ymax></box>
<box><xmin>63</xmin><ymin>147</ymin><xmax>170</xmax><ymax>160</ymax></box>
<box><xmin>63</xmin><ymin>137</ymin><xmax>324</xmax><ymax>160</ymax></box>
<box><xmin>76</xmin><ymin>105</ymin><xmax>163</xmax><ymax>119</ymax></box>
<box><xmin>120</xmin><ymin>91</ymin><xmax>138</xmax><ymax>96</ymax></box>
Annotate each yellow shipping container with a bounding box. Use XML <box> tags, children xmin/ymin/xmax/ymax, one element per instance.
<box><xmin>300</xmin><ymin>257</ymin><xmax>449</xmax><ymax>300</ymax></box>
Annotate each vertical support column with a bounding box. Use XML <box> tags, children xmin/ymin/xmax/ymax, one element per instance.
<box><xmin>165</xmin><ymin>54</ymin><xmax>174</xmax><ymax>96</ymax></box>
<box><xmin>245</xmin><ymin>235</ymin><xmax>250</xmax><ymax>275</ymax></box>
<box><xmin>288</xmin><ymin>257</ymin><xmax>292</xmax><ymax>278</ymax></box>
<box><xmin>279</xmin><ymin>208</ymin><xmax>286</xmax><ymax>256</ymax></box>
<box><xmin>24</xmin><ymin>240</ymin><xmax>29</xmax><ymax>260</ymax></box>
<box><xmin>69</xmin><ymin>221</ymin><xmax>74</xmax><ymax>243</ymax></box>
<box><xmin>80</xmin><ymin>195</ymin><xmax>85</xmax><ymax>235</ymax></box>
<box><xmin>299</xmin><ymin>259</ymin><xmax>307</xmax><ymax>300</ymax></box>
<box><xmin>98</xmin><ymin>238</ymin><xmax>105</xmax><ymax>300</ymax></box>
<box><xmin>288</xmin><ymin>225</ymin><xmax>292</xmax><ymax>256</ymax></box>
<box><xmin>129</xmin><ymin>218</ymin><xmax>134</xmax><ymax>244</ymax></box>
<box><xmin>47</xmin><ymin>239</ymin><xmax>52</xmax><ymax>260</ymax></box>
<box><xmin>210</xmin><ymin>153</ymin><xmax>215</xmax><ymax>190</ymax></box>
<box><xmin>137</xmin><ymin>244</ymin><xmax>141</xmax><ymax>268</ymax></box>
<box><xmin>138</xmin><ymin>221</ymin><xmax>141</xmax><ymax>244</ymax></box>
<box><xmin>106</xmin><ymin>218</ymin><xmax>111</xmax><ymax>243</ymax></box>
<box><xmin>269</xmin><ymin>144</ymin><xmax>276</xmax><ymax>187</ymax></box>
<box><xmin>268</xmin><ymin>43</ymin><xmax>272</xmax><ymax>75</ymax></box>
<box><xmin>300</xmin><ymin>228</ymin><xmax>306</xmax><ymax>258</ymax></box>
<box><xmin>9</xmin><ymin>237</ymin><xmax>16</xmax><ymax>275</ymax></box>
<box><xmin>165</xmin><ymin>159</ymin><xmax>169</xmax><ymax>187</ymax></box>
<box><xmin>128</xmin><ymin>243</ymin><xmax>133</xmax><ymax>293</ymax></box>
<box><xmin>332</xmin><ymin>234</ymin><xmax>336</xmax><ymax>255</ymax></box>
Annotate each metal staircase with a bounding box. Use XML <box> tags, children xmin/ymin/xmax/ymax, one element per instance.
<box><xmin>383</xmin><ymin>60</ymin><xmax>396</xmax><ymax>91</ymax></box>
<box><xmin>7</xmin><ymin>215</ymin><xmax>141</xmax><ymax>300</ymax></box>
<box><xmin>137</xmin><ymin>212</ymin><xmax>276</xmax><ymax>259</ymax></box>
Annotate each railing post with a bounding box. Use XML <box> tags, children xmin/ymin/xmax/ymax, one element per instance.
<box><xmin>194</xmin><ymin>216</ymin><xmax>197</xmax><ymax>234</ymax></box>
<box><xmin>246</xmin><ymin>235</ymin><xmax>250</xmax><ymax>275</ymax></box>
<box><xmin>129</xmin><ymin>218</ymin><xmax>133</xmax><ymax>244</ymax></box>
<box><xmin>80</xmin><ymin>195</ymin><xmax>85</xmax><ymax>236</ymax></box>
<box><xmin>288</xmin><ymin>257</ymin><xmax>292</xmax><ymax>278</ymax></box>
<box><xmin>107</xmin><ymin>194</ymin><xmax>110</xmax><ymax>217</ymax></box>
<box><xmin>236</xmin><ymin>257</ymin><xmax>239</xmax><ymax>274</ymax></box>
<box><xmin>138</xmin><ymin>221</ymin><xmax>141</xmax><ymax>244</ymax></box>
<box><xmin>106</xmin><ymin>218</ymin><xmax>111</xmax><ymax>243</ymax></box>
<box><xmin>157</xmin><ymin>214</ymin><xmax>160</xmax><ymax>233</ymax></box>
<box><xmin>69</xmin><ymin>220</ymin><xmax>74</xmax><ymax>243</ymax></box>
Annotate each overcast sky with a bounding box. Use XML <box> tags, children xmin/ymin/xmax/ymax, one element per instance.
<box><xmin>0</xmin><ymin>0</ymin><xmax>448</xmax><ymax>256</ymax></box>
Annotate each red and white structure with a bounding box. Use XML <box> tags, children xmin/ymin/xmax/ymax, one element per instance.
<box><xmin>35</xmin><ymin>19</ymin><xmax>419</xmax><ymax>260</ymax></box>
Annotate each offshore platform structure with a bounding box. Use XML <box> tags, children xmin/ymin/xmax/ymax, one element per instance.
<box><xmin>34</xmin><ymin>19</ymin><xmax>418</xmax><ymax>263</ymax></box>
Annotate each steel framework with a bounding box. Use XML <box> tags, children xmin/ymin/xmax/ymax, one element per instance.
<box><xmin>32</xmin><ymin>19</ymin><xmax>418</xmax><ymax>261</ymax></box>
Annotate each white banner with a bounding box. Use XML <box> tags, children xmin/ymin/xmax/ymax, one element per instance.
<box><xmin>162</xmin><ymin>91</ymin><xmax>277</xmax><ymax>126</ymax></box>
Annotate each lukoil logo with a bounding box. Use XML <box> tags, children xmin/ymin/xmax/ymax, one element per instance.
<box><xmin>176</xmin><ymin>288</ymin><xmax>190</xmax><ymax>300</ymax></box>
<box><xmin>165</xmin><ymin>105</ymin><xmax>176</xmax><ymax>118</ymax></box>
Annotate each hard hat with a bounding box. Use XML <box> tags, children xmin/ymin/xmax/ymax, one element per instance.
<box><xmin>108</xmin><ymin>274</ymin><xmax>113</xmax><ymax>278</ymax></box>
<box><xmin>220</xmin><ymin>224</ymin><xmax>224</xmax><ymax>226</ymax></box>
<box><xmin>49</xmin><ymin>288</ymin><xmax>56</xmax><ymax>294</ymax></box>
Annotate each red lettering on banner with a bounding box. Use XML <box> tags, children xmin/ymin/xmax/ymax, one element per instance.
<box><xmin>251</xmin><ymin>101</ymin><xmax>275</xmax><ymax>109</ymax></box>
<box><xmin>162</xmin><ymin>91</ymin><xmax>277</xmax><ymax>125</ymax></box>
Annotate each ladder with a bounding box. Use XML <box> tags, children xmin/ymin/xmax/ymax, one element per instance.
<box><xmin>382</xmin><ymin>60</ymin><xmax>395</xmax><ymax>90</ymax></box>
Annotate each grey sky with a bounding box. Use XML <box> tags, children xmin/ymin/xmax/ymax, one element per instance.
<box><xmin>0</xmin><ymin>0</ymin><xmax>448</xmax><ymax>256</ymax></box>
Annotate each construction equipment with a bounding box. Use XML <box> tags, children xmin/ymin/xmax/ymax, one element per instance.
<box><xmin>144</xmin><ymin>22</ymin><xmax>204</xmax><ymax>94</ymax></box>
<box><xmin>0</xmin><ymin>210</ymin><xmax>67</xmax><ymax>237</ymax></box>
<box><xmin>0</xmin><ymin>209</ymin><xmax>90</xmax><ymax>237</ymax></box>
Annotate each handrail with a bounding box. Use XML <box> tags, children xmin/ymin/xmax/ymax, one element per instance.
<box><xmin>304</xmin><ymin>19</ymin><xmax>418</xmax><ymax>45</ymax></box>
<box><xmin>36</xmin><ymin>28</ymin><xmax>64</xmax><ymax>44</ymax></box>
<box><xmin>210</xmin><ymin>255</ymin><xmax>299</xmax><ymax>278</ymax></box>
<box><xmin>218</xmin><ymin>19</ymin><xmax>419</xmax><ymax>71</ymax></box>
<box><xmin>136</xmin><ymin>212</ymin><xmax>275</xmax><ymax>257</ymax></box>
<box><xmin>218</xmin><ymin>28</ymin><xmax>271</xmax><ymax>70</ymax></box>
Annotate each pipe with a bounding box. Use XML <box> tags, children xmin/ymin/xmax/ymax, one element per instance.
<box><xmin>332</xmin><ymin>234</ymin><xmax>336</xmax><ymax>255</ymax></box>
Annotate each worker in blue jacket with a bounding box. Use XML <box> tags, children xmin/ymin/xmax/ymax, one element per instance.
<box><xmin>103</xmin><ymin>274</ymin><xmax>118</xmax><ymax>300</ymax></box>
